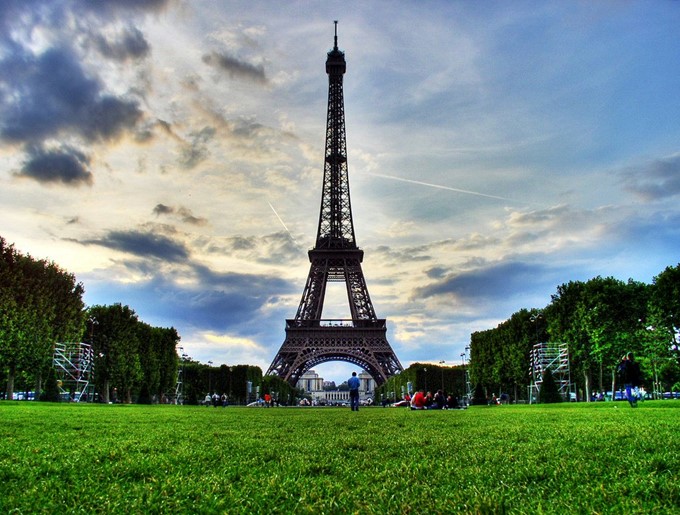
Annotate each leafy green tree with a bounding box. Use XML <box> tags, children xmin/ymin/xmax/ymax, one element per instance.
<box><xmin>579</xmin><ymin>277</ymin><xmax>647</xmax><ymax>394</ymax></box>
<box><xmin>469</xmin><ymin>309</ymin><xmax>538</xmax><ymax>401</ymax></box>
<box><xmin>544</xmin><ymin>280</ymin><xmax>590</xmax><ymax>398</ymax></box>
<box><xmin>88</xmin><ymin>304</ymin><xmax>142</xmax><ymax>403</ymax></box>
<box><xmin>538</xmin><ymin>368</ymin><xmax>562</xmax><ymax>403</ymax></box>
<box><xmin>544</xmin><ymin>277</ymin><xmax>647</xmax><ymax>400</ymax></box>
<box><xmin>135</xmin><ymin>324</ymin><xmax>179</xmax><ymax>403</ymax></box>
<box><xmin>0</xmin><ymin>237</ymin><xmax>85</xmax><ymax>400</ymax></box>
<box><xmin>40</xmin><ymin>365</ymin><xmax>61</xmax><ymax>402</ymax></box>
<box><xmin>644</xmin><ymin>264</ymin><xmax>680</xmax><ymax>395</ymax></box>
<box><xmin>261</xmin><ymin>374</ymin><xmax>297</xmax><ymax>405</ymax></box>
<box><xmin>650</xmin><ymin>264</ymin><xmax>680</xmax><ymax>363</ymax></box>
<box><xmin>472</xmin><ymin>383</ymin><xmax>487</xmax><ymax>405</ymax></box>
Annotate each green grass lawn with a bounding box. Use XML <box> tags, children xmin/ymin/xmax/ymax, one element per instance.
<box><xmin>1</xmin><ymin>401</ymin><xmax>678</xmax><ymax>514</ymax></box>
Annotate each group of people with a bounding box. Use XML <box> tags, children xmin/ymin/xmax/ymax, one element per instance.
<box><xmin>204</xmin><ymin>392</ymin><xmax>229</xmax><ymax>407</ymax></box>
<box><xmin>408</xmin><ymin>389</ymin><xmax>465</xmax><ymax>410</ymax></box>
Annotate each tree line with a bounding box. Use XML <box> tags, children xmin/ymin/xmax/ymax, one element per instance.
<box><xmin>1</xmin><ymin>236</ymin><xmax>300</xmax><ymax>404</ymax></box>
<box><xmin>4</xmin><ymin>233</ymin><xmax>678</xmax><ymax>404</ymax></box>
<box><xmin>468</xmin><ymin>266</ymin><xmax>680</xmax><ymax>401</ymax></box>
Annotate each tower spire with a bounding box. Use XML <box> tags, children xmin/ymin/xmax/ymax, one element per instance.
<box><xmin>334</xmin><ymin>20</ymin><xmax>338</xmax><ymax>50</ymax></box>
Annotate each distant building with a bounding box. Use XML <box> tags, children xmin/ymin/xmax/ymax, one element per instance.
<box><xmin>297</xmin><ymin>369</ymin><xmax>375</xmax><ymax>404</ymax></box>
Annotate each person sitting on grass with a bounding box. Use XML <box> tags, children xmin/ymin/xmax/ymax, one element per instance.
<box><xmin>411</xmin><ymin>389</ymin><xmax>426</xmax><ymax>410</ymax></box>
<box><xmin>446</xmin><ymin>395</ymin><xmax>460</xmax><ymax>409</ymax></box>
<box><xmin>434</xmin><ymin>389</ymin><xmax>446</xmax><ymax>409</ymax></box>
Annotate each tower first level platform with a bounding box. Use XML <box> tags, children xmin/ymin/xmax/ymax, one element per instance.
<box><xmin>267</xmin><ymin>319</ymin><xmax>402</xmax><ymax>387</ymax></box>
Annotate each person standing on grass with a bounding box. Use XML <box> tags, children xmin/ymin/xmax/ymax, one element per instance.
<box><xmin>617</xmin><ymin>352</ymin><xmax>642</xmax><ymax>407</ymax></box>
<box><xmin>348</xmin><ymin>371</ymin><xmax>360</xmax><ymax>411</ymax></box>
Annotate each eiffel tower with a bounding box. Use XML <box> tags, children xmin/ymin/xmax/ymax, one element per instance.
<box><xmin>266</xmin><ymin>22</ymin><xmax>403</xmax><ymax>387</ymax></box>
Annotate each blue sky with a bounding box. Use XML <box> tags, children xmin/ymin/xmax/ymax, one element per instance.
<box><xmin>2</xmin><ymin>1</ymin><xmax>680</xmax><ymax>384</ymax></box>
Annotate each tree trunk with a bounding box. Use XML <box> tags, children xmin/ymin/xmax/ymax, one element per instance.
<box><xmin>35</xmin><ymin>372</ymin><xmax>43</xmax><ymax>401</ymax></box>
<box><xmin>6</xmin><ymin>364</ymin><xmax>15</xmax><ymax>400</ymax></box>
<box><xmin>653</xmin><ymin>363</ymin><xmax>660</xmax><ymax>399</ymax></box>
<box><xmin>583</xmin><ymin>370</ymin><xmax>590</xmax><ymax>403</ymax></box>
<box><xmin>598</xmin><ymin>360</ymin><xmax>603</xmax><ymax>393</ymax></box>
<box><xmin>102</xmin><ymin>379</ymin><xmax>110</xmax><ymax>404</ymax></box>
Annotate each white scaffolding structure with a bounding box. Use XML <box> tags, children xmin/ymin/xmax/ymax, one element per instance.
<box><xmin>53</xmin><ymin>342</ymin><xmax>95</xmax><ymax>402</ymax></box>
<box><xmin>528</xmin><ymin>342</ymin><xmax>572</xmax><ymax>403</ymax></box>
<box><xmin>173</xmin><ymin>366</ymin><xmax>183</xmax><ymax>405</ymax></box>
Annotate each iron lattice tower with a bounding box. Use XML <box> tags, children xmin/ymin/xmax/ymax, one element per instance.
<box><xmin>266</xmin><ymin>23</ymin><xmax>403</xmax><ymax>387</ymax></box>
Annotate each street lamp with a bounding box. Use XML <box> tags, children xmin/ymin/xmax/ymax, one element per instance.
<box><xmin>88</xmin><ymin>317</ymin><xmax>98</xmax><ymax>343</ymax></box>
<box><xmin>439</xmin><ymin>360</ymin><xmax>445</xmax><ymax>390</ymax></box>
<box><xmin>208</xmin><ymin>360</ymin><xmax>213</xmax><ymax>393</ymax></box>
<box><xmin>530</xmin><ymin>312</ymin><xmax>543</xmax><ymax>344</ymax></box>
<box><xmin>461</xmin><ymin>349</ymin><xmax>470</xmax><ymax>405</ymax></box>
<box><xmin>229</xmin><ymin>366</ymin><xmax>233</xmax><ymax>402</ymax></box>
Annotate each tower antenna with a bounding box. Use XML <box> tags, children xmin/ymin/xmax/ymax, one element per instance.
<box><xmin>334</xmin><ymin>20</ymin><xmax>338</xmax><ymax>49</ymax></box>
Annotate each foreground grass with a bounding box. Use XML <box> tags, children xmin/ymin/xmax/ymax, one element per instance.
<box><xmin>0</xmin><ymin>401</ymin><xmax>678</xmax><ymax>514</ymax></box>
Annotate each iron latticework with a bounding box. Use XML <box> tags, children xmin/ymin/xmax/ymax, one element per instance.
<box><xmin>266</xmin><ymin>23</ymin><xmax>403</xmax><ymax>387</ymax></box>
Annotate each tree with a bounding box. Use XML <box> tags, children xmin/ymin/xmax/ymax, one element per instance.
<box><xmin>650</xmin><ymin>264</ymin><xmax>680</xmax><ymax>363</ymax></box>
<box><xmin>472</xmin><ymin>383</ymin><xmax>487</xmax><ymax>405</ymax></box>
<box><xmin>40</xmin><ymin>365</ymin><xmax>61</xmax><ymax>402</ymax></box>
<box><xmin>644</xmin><ymin>265</ymin><xmax>680</xmax><ymax>396</ymax></box>
<box><xmin>544</xmin><ymin>280</ymin><xmax>590</xmax><ymax>399</ymax></box>
<box><xmin>135</xmin><ymin>324</ymin><xmax>179</xmax><ymax>403</ymax></box>
<box><xmin>538</xmin><ymin>368</ymin><xmax>562</xmax><ymax>403</ymax></box>
<box><xmin>87</xmin><ymin>304</ymin><xmax>142</xmax><ymax>403</ymax></box>
<box><xmin>544</xmin><ymin>277</ymin><xmax>647</xmax><ymax>400</ymax></box>
<box><xmin>0</xmin><ymin>237</ymin><xmax>85</xmax><ymax>400</ymax></box>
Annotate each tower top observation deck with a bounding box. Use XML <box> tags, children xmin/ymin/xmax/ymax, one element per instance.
<box><xmin>326</xmin><ymin>20</ymin><xmax>346</xmax><ymax>75</ymax></box>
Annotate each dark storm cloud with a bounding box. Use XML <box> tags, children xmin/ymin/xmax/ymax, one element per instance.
<box><xmin>84</xmin><ymin>230</ymin><xmax>189</xmax><ymax>262</ymax></box>
<box><xmin>425</xmin><ymin>266</ymin><xmax>449</xmax><ymax>279</ymax></box>
<box><xmin>179</xmin><ymin>127</ymin><xmax>216</xmax><ymax>169</ymax></box>
<box><xmin>174</xmin><ymin>263</ymin><xmax>294</xmax><ymax>330</ymax></box>
<box><xmin>202</xmin><ymin>51</ymin><xmax>267</xmax><ymax>84</ymax></box>
<box><xmin>18</xmin><ymin>145</ymin><xmax>93</xmax><ymax>186</ymax></box>
<box><xmin>153</xmin><ymin>204</ymin><xmax>208</xmax><ymax>226</ymax></box>
<box><xmin>87</xmin><ymin>261</ymin><xmax>295</xmax><ymax>333</ymax></box>
<box><xmin>94</xmin><ymin>27</ymin><xmax>150</xmax><ymax>61</ymax></box>
<box><xmin>177</xmin><ymin>207</ymin><xmax>208</xmax><ymax>226</ymax></box>
<box><xmin>415</xmin><ymin>261</ymin><xmax>553</xmax><ymax>302</ymax></box>
<box><xmin>215</xmin><ymin>233</ymin><xmax>301</xmax><ymax>265</ymax></box>
<box><xmin>620</xmin><ymin>154</ymin><xmax>680</xmax><ymax>202</ymax></box>
<box><xmin>77</xmin><ymin>0</ymin><xmax>172</xmax><ymax>15</ymax></box>
<box><xmin>0</xmin><ymin>47</ymin><xmax>142</xmax><ymax>144</ymax></box>
<box><xmin>373</xmin><ymin>244</ymin><xmax>433</xmax><ymax>264</ymax></box>
<box><xmin>153</xmin><ymin>204</ymin><xmax>175</xmax><ymax>216</ymax></box>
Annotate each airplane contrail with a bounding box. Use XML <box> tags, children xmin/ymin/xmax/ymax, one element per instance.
<box><xmin>367</xmin><ymin>172</ymin><xmax>530</xmax><ymax>205</ymax></box>
<box><xmin>268</xmin><ymin>201</ymin><xmax>300</xmax><ymax>246</ymax></box>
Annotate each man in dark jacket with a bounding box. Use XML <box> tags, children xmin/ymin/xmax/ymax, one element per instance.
<box><xmin>618</xmin><ymin>352</ymin><xmax>642</xmax><ymax>407</ymax></box>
